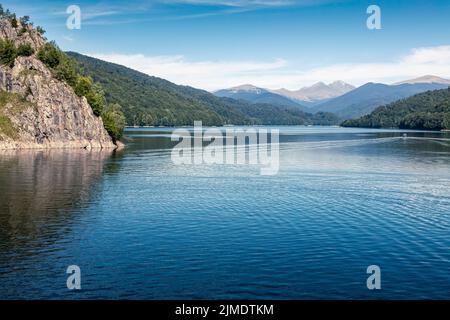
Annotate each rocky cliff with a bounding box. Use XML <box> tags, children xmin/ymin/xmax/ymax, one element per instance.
<box><xmin>0</xmin><ymin>19</ymin><xmax>116</xmax><ymax>150</ymax></box>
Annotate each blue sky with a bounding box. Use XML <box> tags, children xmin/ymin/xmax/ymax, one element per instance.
<box><xmin>5</xmin><ymin>0</ymin><xmax>450</xmax><ymax>90</ymax></box>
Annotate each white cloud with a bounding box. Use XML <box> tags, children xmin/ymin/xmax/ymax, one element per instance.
<box><xmin>89</xmin><ymin>53</ymin><xmax>287</xmax><ymax>89</ymax></box>
<box><xmin>88</xmin><ymin>45</ymin><xmax>450</xmax><ymax>91</ymax></box>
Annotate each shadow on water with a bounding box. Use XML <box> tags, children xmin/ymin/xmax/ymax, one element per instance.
<box><xmin>0</xmin><ymin>149</ymin><xmax>121</xmax><ymax>261</ymax></box>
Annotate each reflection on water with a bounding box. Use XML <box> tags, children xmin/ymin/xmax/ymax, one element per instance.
<box><xmin>0</xmin><ymin>149</ymin><xmax>120</xmax><ymax>298</ymax></box>
<box><xmin>0</xmin><ymin>127</ymin><xmax>449</xmax><ymax>299</ymax></box>
<box><xmin>0</xmin><ymin>150</ymin><xmax>111</xmax><ymax>224</ymax></box>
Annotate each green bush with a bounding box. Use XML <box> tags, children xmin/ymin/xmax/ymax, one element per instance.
<box><xmin>10</xmin><ymin>14</ymin><xmax>18</xmax><ymax>28</ymax></box>
<box><xmin>17</xmin><ymin>43</ymin><xmax>34</xmax><ymax>57</ymax></box>
<box><xmin>0</xmin><ymin>39</ymin><xmax>17</xmax><ymax>67</ymax></box>
<box><xmin>36</xmin><ymin>26</ymin><xmax>45</xmax><ymax>35</ymax></box>
<box><xmin>37</xmin><ymin>42</ymin><xmax>62</xmax><ymax>68</ymax></box>
<box><xmin>86</xmin><ymin>87</ymin><xmax>105</xmax><ymax>116</ymax></box>
<box><xmin>102</xmin><ymin>104</ymin><xmax>126</xmax><ymax>142</ymax></box>
<box><xmin>74</xmin><ymin>76</ymin><xmax>93</xmax><ymax>96</ymax></box>
<box><xmin>74</xmin><ymin>77</ymin><xmax>105</xmax><ymax>116</ymax></box>
<box><xmin>54</xmin><ymin>56</ymin><xmax>78</xmax><ymax>86</ymax></box>
<box><xmin>19</xmin><ymin>15</ymin><xmax>30</xmax><ymax>25</ymax></box>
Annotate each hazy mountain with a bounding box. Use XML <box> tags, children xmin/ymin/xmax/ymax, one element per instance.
<box><xmin>214</xmin><ymin>84</ymin><xmax>306</xmax><ymax>110</ymax></box>
<box><xmin>311</xmin><ymin>82</ymin><xmax>450</xmax><ymax>119</ymax></box>
<box><xmin>394</xmin><ymin>75</ymin><xmax>450</xmax><ymax>85</ymax></box>
<box><xmin>274</xmin><ymin>81</ymin><xmax>355</xmax><ymax>105</ymax></box>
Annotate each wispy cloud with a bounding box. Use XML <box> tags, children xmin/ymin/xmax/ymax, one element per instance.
<box><xmin>5</xmin><ymin>0</ymin><xmax>345</xmax><ymax>27</ymax></box>
<box><xmin>88</xmin><ymin>45</ymin><xmax>450</xmax><ymax>91</ymax></box>
<box><xmin>62</xmin><ymin>35</ymin><xmax>74</xmax><ymax>42</ymax></box>
<box><xmin>82</xmin><ymin>7</ymin><xmax>250</xmax><ymax>25</ymax></box>
<box><xmin>161</xmin><ymin>0</ymin><xmax>346</xmax><ymax>8</ymax></box>
<box><xmin>162</xmin><ymin>0</ymin><xmax>296</xmax><ymax>7</ymax></box>
<box><xmin>89</xmin><ymin>53</ymin><xmax>287</xmax><ymax>89</ymax></box>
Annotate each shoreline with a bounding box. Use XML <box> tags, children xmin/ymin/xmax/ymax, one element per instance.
<box><xmin>0</xmin><ymin>140</ymin><xmax>125</xmax><ymax>151</ymax></box>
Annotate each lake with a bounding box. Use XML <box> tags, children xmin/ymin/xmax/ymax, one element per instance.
<box><xmin>0</xmin><ymin>126</ymin><xmax>449</xmax><ymax>299</ymax></box>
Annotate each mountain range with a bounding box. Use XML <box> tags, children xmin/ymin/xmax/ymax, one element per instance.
<box><xmin>215</xmin><ymin>81</ymin><xmax>355</xmax><ymax>108</ymax></box>
<box><xmin>274</xmin><ymin>81</ymin><xmax>355</xmax><ymax>105</ymax></box>
<box><xmin>214</xmin><ymin>76</ymin><xmax>450</xmax><ymax>120</ymax></box>
<box><xmin>70</xmin><ymin>50</ymin><xmax>450</xmax><ymax>125</ymax></box>
<box><xmin>214</xmin><ymin>84</ymin><xmax>306</xmax><ymax>110</ymax></box>
<box><xmin>310</xmin><ymin>81</ymin><xmax>450</xmax><ymax>119</ymax></box>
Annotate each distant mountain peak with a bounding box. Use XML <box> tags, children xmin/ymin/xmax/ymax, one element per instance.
<box><xmin>329</xmin><ymin>80</ymin><xmax>354</xmax><ymax>90</ymax></box>
<box><xmin>274</xmin><ymin>81</ymin><xmax>355</xmax><ymax>103</ymax></box>
<box><xmin>310</xmin><ymin>81</ymin><xmax>327</xmax><ymax>88</ymax></box>
<box><xmin>227</xmin><ymin>84</ymin><xmax>265</xmax><ymax>93</ymax></box>
<box><xmin>394</xmin><ymin>75</ymin><xmax>450</xmax><ymax>85</ymax></box>
<box><xmin>213</xmin><ymin>84</ymin><xmax>306</xmax><ymax>109</ymax></box>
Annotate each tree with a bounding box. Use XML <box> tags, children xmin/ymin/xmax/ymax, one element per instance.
<box><xmin>74</xmin><ymin>76</ymin><xmax>93</xmax><ymax>97</ymax></box>
<box><xmin>37</xmin><ymin>42</ymin><xmax>62</xmax><ymax>68</ymax></box>
<box><xmin>86</xmin><ymin>87</ymin><xmax>105</xmax><ymax>116</ymax></box>
<box><xmin>19</xmin><ymin>15</ymin><xmax>30</xmax><ymax>25</ymax></box>
<box><xmin>102</xmin><ymin>103</ymin><xmax>126</xmax><ymax>142</ymax></box>
<box><xmin>0</xmin><ymin>39</ymin><xmax>17</xmax><ymax>67</ymax></box>
<box><xmin>36</xmin><ymin>26</ymin><xmax>46</xmax><ymax>35</ymax></box>
<box><xmin>10</xmin><ymin>13</ymin><xmax>18</xmax><ymax>28</ymax></box>
<box><xmin>17</xmin><ymin>43</ymin><xmax>34</xmax><ymax>57</ymax></box>
<box><xmin>54</xmin><ymin>55</ymin><xmax>78</xmax><ymax>86</ymax></box>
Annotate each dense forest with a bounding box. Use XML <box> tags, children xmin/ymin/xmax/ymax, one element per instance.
<box><xmin>341</xmin><ymin>87</ymin><xmax>450</xmax><ymax>131</ymax></box>
<box><xmin>68</xmin><ymin>52</ymin><xmax>340</xmax><ymax>127</ymax></box>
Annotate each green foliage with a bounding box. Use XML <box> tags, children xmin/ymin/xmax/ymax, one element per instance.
<box><xmin>85</xmin><ymin>84</ymin><xmax>105</xmax><ymax>116</ymax></box>
<box><xmin>19</xmin><ymin>15</ymin><xmax>30</xmax><ymax>25</ymax></box>
<box><xmin>37</xmin><ymin>42</ymin><xmax>62</xmax><ymax>68</ymax></box>
<box><xmin>17</xmin><ymin>43</ymin><xmax>34</xmax><ymax>57</ymax></box>
<box><xmin>0</xmin><ymin>89</ymin><xmax>37</xmax><ymax>139</ymax></box>
<box><xmin>73</xmin><ymin>76</ymin><xmax>105</xmax><ymax>116</ymax></box>
<box><xmin>10</xmin><ymin>13</ymin><xmax>17</xmax><ymax>28</ymax></box>
<box><xmin>53</xmin><ymin>54</ymin><xmax>78</xmax><ymax>86</ymax></box>
<box><xmin>0</xmin><ymin>6</ymin><xmax>13</xmax><ymax>20</ymax></box>
<box><xmin>0</xmin><ymin>89</ymin><xmax>36</xmax><ymax>113</ymax></box>
<box><xmin>36</xmin><ymin>26</ymin><xmax>45</xmax><ymax>35</ymax></box>
<box><xmin>399</xmin><ymin>112</ymin><xmax>449</xmax><ymax>131</ymax></box>
<box><xmin>311</xmin><ymin>112</ymin><xmax>342</xmax><ymax>126</ymax></box>
<box><xmin>68</xmin><ymin>52</ymin><xmax>341</xmax><ymax>127</ymax></box>
<box><xmin>102</xmin><ymin>103</ymin><xmax>126</xmax><ymax>142</ymax></box>
<box><xmin>0</xmin><ymin>38</ymin><xmax>17</xmax><ymax>67</ymax></box>
<box><xmin>74</xmin><ymin>75</ymin><xmax>93</xmax><ymax>96</ymax></box>
<box><xmin>0</xmin><ymin>115</ymin><xmax>16</xmax><ymax>139</ymax></box>
<box><xmin>342</xmin><ymin>88</ymin><xmax>450</xmax><ymax>131</ymax></box>
<box><xmin>37</xmin><ymin>43</ymin><xmax>119</xmax><ymax>138</ymax></box>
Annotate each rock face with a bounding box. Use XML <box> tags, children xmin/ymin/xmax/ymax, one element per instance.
<box><xmin>0</xmin><ymin>20</ymin><xmax>116</xmax><ymax>150</ymax></box>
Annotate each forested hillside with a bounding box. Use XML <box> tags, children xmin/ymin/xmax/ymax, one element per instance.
<box><xmin>341</xmin><ymin>88</ymin><xmax>450</xmax><ymax>130</ymax></box>
<box><xmin>312</xmin><ymin>82</ymin><xmax>449</xmax><ymax>119</ymax></box>
<box><xmin>68</xmin><ymin>52</ymin><xmax>340</xmax><ymax>126</ymax></box>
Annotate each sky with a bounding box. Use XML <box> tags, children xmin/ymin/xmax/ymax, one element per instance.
<box><xmin>4</xmin><ymin>0</ymin><xmax>450</xmax><ymax>91</ymax></box>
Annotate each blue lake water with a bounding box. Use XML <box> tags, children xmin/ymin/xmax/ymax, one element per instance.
<box><xmin>0</xmin><ymin>126</ymin><xmax>449</xmax><ymax>299</ymax></box>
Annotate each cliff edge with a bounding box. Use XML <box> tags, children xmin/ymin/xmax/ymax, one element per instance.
<box><xmin>0</xmin><ymin>18</ymin><xmax>116</xmax><ymax>150</ymax></box>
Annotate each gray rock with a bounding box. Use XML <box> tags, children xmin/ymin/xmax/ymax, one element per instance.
<box><xmin>0</xmin><ymin>20</ymin><xmax>116</xmax><ymax>150</ymax></box>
